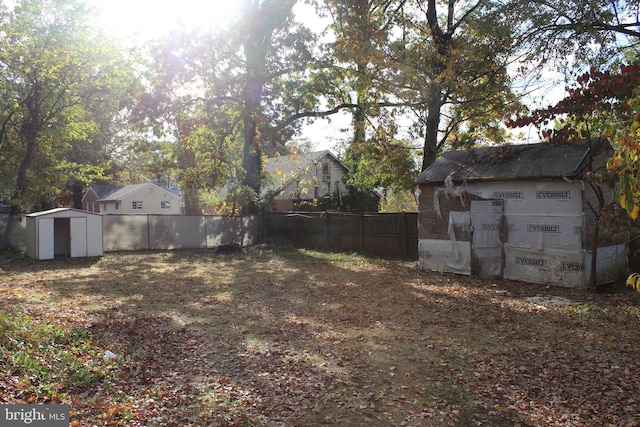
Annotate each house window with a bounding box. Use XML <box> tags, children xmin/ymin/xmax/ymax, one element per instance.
<box><xmin>131</xmin><ymin>201</ymin><xmax>143</xmax><ymax>210</ymax></box>
<box><xmin>115</xmin><ymin>201</ymin><xmax>119</xmax><ymax>210</ymax></box>
<box><xmin>322</xmin><ymin>162</ymin><xmax>331</xmax><ymax>182</ymax></box>
<box><xmin>161</xmin><ymin>201</ymin><xmax>171</xmax><ymax>209</ymax></box>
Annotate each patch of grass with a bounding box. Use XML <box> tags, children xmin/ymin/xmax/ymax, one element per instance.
<box><xmin>0</xmin><ymin>249</ymin><xmax>31</xmax><ymax>270</ymax></box>
<box><xmin>0</xmin><ymin>312</ymin><xmax>108</xmax><ymax>401</ymax></box>
<box><xmin>565</xmin><ymin>304</ymin><xmax>605</xmax><ymax>315</ymax></box>
<box><xmin>296</xmin><ymin>247</ymin><xmax>387</xmax><ymax>267</ymax></box>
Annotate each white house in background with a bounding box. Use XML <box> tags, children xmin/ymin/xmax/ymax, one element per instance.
<box><xmin>263</xmin><ymin>150</ymin><xmax>350</xmax><ymax>211</ymax></box>
<box><xmin>82</xmin><ymin>182</ymin><xmax>182</xmax><ymax>215</ymax></box>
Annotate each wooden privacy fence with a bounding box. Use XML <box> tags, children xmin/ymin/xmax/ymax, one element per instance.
<box><xmin>263</xmin><ymin>212</ymin><xmax>418</xmax><ymax>258</ymax></box>
<box><xmin>2</xmin><ymin>212</ymin><xmax>417</xmax><ymax>258</ymax></box>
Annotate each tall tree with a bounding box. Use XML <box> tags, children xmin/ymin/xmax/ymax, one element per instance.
<box><xmin>0</xmin><ymin>0</ymin><xmax>137</xmax><ymax>212</ymax></box>
<box><xmin>391</xmin><ymin>0</ymin><xmax>524</xmax><ymax>170</ymax></box>
<box><xmin>238</xmin><ymin>0</ymin><xmax>301</xmax><ymax>212</ymax></box>
<box><xmin>323</xmin><ymin>0</ymin><xmax>420</xmax><ymax>193</ymax></box>
<box><xmin>140</xmin><ymin>0</ymin><xmax>322</xmax><ymax>214</ymax></box>
<box><xmin>319</xmin><ymin>0</ymin><xmax>524</xmax><ymax>182</ymax></box>
<box><xmin>326</xmin><ymin>0</ymin><xmax>400</xmax><ymax>144</ymax></box>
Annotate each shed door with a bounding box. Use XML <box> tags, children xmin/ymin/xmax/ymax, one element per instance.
<box><xmin>38</xmin><ymin>218</ymin><xmax>55</xmax><ymax>260</ymax></box>
<box><xmin>470</xmin><ymin>200</ymin><xmax>504</xmax><ymax>278</ymax></box>
<box><xmin>70</xmin><ymin>217</ymin><xmax>88</xmax><ymax>257</ymax></box>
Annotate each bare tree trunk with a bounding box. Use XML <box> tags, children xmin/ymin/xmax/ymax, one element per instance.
<box><xmin>12</xmin><ymin>83</ymin><xmax>43</xmax><ymax>213</ymax></box>
<box><xmin>241</xmin><ymin>81</ymin><xmax>262</xmax><ymax>213</ymax></box>
<box><xmin>240</xmin><ymin>0</ymin><xmax>296</xmax><ymax>214</ymax></box>
<box><xmin>585</xmin><ymin>175</ymin><xmax>606</xmax><ymax>289</ymax></box>
<box><xmin>421</xmin><ymin>0</ymin><xmax>450</xmax><ymax>171</ymax></box>
<box><xmin>422</xmin><ymin>82</ymin><xmax>443</xmax><ymax>171</ymax></box>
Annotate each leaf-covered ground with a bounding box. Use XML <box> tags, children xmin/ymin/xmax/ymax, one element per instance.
<box><xmin>1</xmin><ymin>246</ymin><xmax>640</xmax><ymax>426</ymax></box>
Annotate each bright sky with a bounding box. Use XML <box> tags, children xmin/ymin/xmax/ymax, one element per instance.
<box><xmin>88</xmin><ymin>0</ymin><xmax>325</xmax><ymax>40</ymax></box>
<box><xmin>88</xmin><ymin>0</ymin><xmax>242</xmax><ymax>40</ymax></box>
<box><xmin>86</xmin><ymin>0</ymin><xmax>563</xmax><ymax>150</ymax></box>
<box><xmin>87</xmin><ymin>0</ymin><xmax>339</xmax><ymax>150</ymax></box>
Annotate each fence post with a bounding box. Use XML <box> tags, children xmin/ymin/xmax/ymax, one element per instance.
<box><xmin>402</xmin><ymin>212</ymin><xmax>408</xmax><ymax>256</ymax></box>
<box><xmin>204</xmin><ymin>215</ymin><xmax>209</xmax><ymax>248</ymax></box>
<box><xmin>147</xmin><ymin>214</ymin><xmax>151</xmax><ymax>250</ymax></box>
<box><xmin>292</xmin><ymin>213</ymin><xmax>297</xmax><ymax>244</ymax></box>
<box><xmin>325</xmin><ymin>212</ymin><xmax>330</xmax><ymax>249</ymax></box>
<box><xmin>360</xmin><ymin>213</ymin><xmax>365</xmax><ymax>252</ymax></box>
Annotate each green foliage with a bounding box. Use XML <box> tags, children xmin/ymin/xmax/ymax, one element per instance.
<box><xmin>138</xmin><ymin>4</ymin><xmax>323</xmax><ymax>214</ymax></box>
<box><xmin>386</xmin><ymin>0</ymin><xmax>526</xmax><ymax>169</ymax></box>
<box><xmin>379</xmin><ymin>189</ymin><xmax>418</xmax><ymax>213</ymax></box>
<box><xmin>344</xmin><ymin>118</ymin><xmax>420</xmax><ymax>193</ymax></box>
<box><xmin>0</xmin><ymin>0</ymin><xmax>138</xmax><ymax>212</ymax></box>
<box><xmin>1</xmin><ymin>0</ymin><xmax>636</xmax><ymax>218</ymax></box>
<box><xmin>319</xmin><ymin>1</ymin><xmax>416</xmax><ymax>189</ymax></box>
<box><xmin>0</xmin><ymin>312</ymin><xmax>108</xmax><ymax>401</ymax></box>
<box><xmin>293</xmin><ymin>187</ymin><xmax>380</xmax><ymax>213</ymax></box>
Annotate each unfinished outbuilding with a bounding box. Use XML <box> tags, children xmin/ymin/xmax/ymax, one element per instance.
<box><xmin>415</xmin><ymin>139</ymin><xmax>628</xmax><ymax>288</ymax></box>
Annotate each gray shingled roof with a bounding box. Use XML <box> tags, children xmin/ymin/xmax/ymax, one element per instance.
<box><xmin>416</xmin><ymin>139</ymin><xmax>612</xmax><ymax>184</ymax></box>
<box><xmin>97</xmin><ymin>183</ymin><xmax>148</xmax><ymax>201</ymax></box>
<box><xmin>88</xmin><ymin>184</ymin><xmax>123</xmax><ymax>199</ymax></box>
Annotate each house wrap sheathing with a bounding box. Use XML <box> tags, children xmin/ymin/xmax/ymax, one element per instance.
<box><xmin>415</xmin><ymin>140</ymin><xmax>628</xmax><ymax>288</ymax></box>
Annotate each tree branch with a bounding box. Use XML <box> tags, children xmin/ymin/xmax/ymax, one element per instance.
<box><xmin>273</xmin><ymin>103</ymin><xmax>359</xmax><ymax>131</ymax></box>
<box><xmin>272</xmin><ymin>99</ymin><xmax>418</xmax><ymax>133</ymax></box>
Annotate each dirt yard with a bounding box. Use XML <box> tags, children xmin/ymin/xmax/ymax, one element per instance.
<box><xmin>1</xmin><ymin>246</ymin><xmax>639</xmax><ymax>426</ymax></box>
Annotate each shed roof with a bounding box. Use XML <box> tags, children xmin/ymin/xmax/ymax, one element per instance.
<box><xmin>27</xmin><ymin>208</ymin><xmax>102</xmax><ymax>218</ymax></box>
<box><xmin>416</xmin><ymin>139</ymin><xmax>613</xmax><ymax>184</ymax></box>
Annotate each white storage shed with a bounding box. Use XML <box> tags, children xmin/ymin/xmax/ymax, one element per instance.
<box><xmin>26</xmin><ymin>208</ymin><xmax>103</xmax><ymax>260</ymax></box>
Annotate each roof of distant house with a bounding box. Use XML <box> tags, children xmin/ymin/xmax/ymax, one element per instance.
<box><xmin>84</xmin><ymin>184</ymin><xmax>123</xmax><ymax>200</ymax></box>
<box><xmin>96</xmin><ymin>183</ymin><xmax>149</xmax><ymax>201</ymax></box>
<box><xmin>85</xmin><ymin>182</ymin><xmax>181</xmax><ymax>202</ymax></box>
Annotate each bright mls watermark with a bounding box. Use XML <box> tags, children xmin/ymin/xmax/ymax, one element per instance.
<box><xmin>1</xmin><ymin>405</ymin><xmax>69</xmax><ymax>426</ymax></box>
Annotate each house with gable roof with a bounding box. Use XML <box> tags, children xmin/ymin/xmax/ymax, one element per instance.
<box><xmin>263</xmin><ymin>150</ymin><xmax>351</xmax><ymax>211</ymax></box>
<box><xmin>82</xmin><ymin>182</ymin><xmax>182</xmax><ymax>215</ymax></box>
<box><xmin>205</xmin><ymin>150</ymin><xmax>381</xmax><ymax>213</ymax></box>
